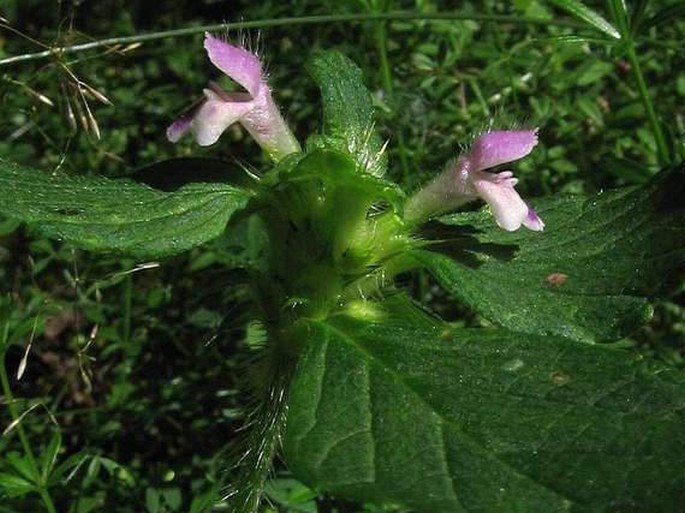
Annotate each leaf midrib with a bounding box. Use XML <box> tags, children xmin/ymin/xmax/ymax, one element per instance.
<box><xmin>310</xmin><ymin>319</ymin><xmax>577</xmax><ymax>511</ymax></box>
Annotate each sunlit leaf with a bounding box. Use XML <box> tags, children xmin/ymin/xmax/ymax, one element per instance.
<box><xmin>414</xmin><ymin>164</ymin><xmax>685</xmax><ymax>342</ymax></box>
<box><xmin>285</xmin><ymin>298</ymin><xmax>685</xmax><ymax>512</ymax></box>
<box><xmin>0</xmin><ymin>472</ymin><xmax>36</xmax><ymax>498</ymax></box>
<box><xmin>307</xmin><ymin>51</ymin><xmax>387</xmax><ymax>177</ymax></box>
<box><xmin>40</xmin><ymin>430</ymin><xmax>62</xmax><ymax>482</ymax></box>
<box><xmin>547</xmin><ymin>0</ymin><xmax>621</xmax><ymax>39</ymax></box>
<box><xmin>0</xmin><ymin>158</ymin><xmax>251</xmax><ymax>259</ymax></box>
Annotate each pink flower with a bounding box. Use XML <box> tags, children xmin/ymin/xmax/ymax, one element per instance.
<box><xmin>405</xmin><ymin>129</ymin><xmax>544</xmax><ymax>231</ymax></box>
<box><xmin>167</xmin><ymin>33</ymin><xmax>300</xmax><ymax>162</ymax></box>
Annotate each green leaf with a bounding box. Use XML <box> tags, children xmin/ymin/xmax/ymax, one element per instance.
<box><xmin>547</xmin><ymin>0</ymin><xmax>621</xmax><ymax>39</ymax></box>
<box><xmin>146</xmin><ymin>488</ymin><xmax>161</xmax><ymax>513</ymax></box>
<box><xmin>284</xmin><ymin>300</ymin><xmax>685</xmax><ymax>513</ymax></box>
<box><xmin>40</xmin><ymin>430</ymin><xmax>62</xmax><ymax>482</ymax></box>
<box><xmin>307</xmin><ymin>51</ymin><xmax>387</xmax><ymax>177</ymax></box>
<box><xmin>51</xmin><ymin>452</ymin><xmax>90</xmax><ymax>484</ymax></box>
<box><xmin>265</xmin><ymin>478</ymin><xmax>317</xmax><ymax>513</ymax></box>
<box><xmin>70</xmin><ymin>496</ymin><xmax>101</xmax><ymax>513</ymax></box>
<box><xmin>0</xmin><ymin>157</ymin><xmax>251</xmax><ymax>259</ymax></box>
<box><xmin>5</xmin><ymin>452</ymin><xmax>38</xmax><ymax>483</ymax></box>
<box><xmin>189</xmin><ymin>485</ymin><xmax>221</xmax><ymax>513</ymax></box>
<box><xmin>0</xmin><ymin>472</ymin><xmax>35</xmax><ymax>498</ymax></box>
<box><xmin>82</xmin><ymin>457</ymin><xmax>101</xmax><ymax>489</ymax></box>
<box><xmin>161</xmin><ymin>488</ymin><xmax>182</xmax><ymax>511</ymax></box>
<box><xmin>413</xmin><ymin>165</ymin><xmax>685</xmax><ymax>342</ymax></box>
<box><xmin>97</xmin><ymin>456</ymin><xmax>134</xmax><ymax>485</ymax></box>
<box><xmin>574</xmin><ymin>60</ymin><xmax>613</xmax><ymax>86</ymax></box>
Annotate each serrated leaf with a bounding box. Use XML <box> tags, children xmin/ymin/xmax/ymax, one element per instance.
<box><xmin>0</xmin><ymin>157</ymin><xmax>251</xmax><ymax>259</ymax></box>
<box><xmin>284</xmin><ymin>300</ymin><xmax>685</xmax><ymax>513</ymax></box>
<box><xmin>413</xmin><ymin>165</ymin><xmax>685</xmax><ymax>342</ymax></box>
<box><xmin>547</xmin><ymin>0</ymin><xmax>621</xmax><ymax>39</ymax></box>
<box><xmin>307</xmin><ymin>51</ymin><xmax>387</xmax><ymax>177</ymax></box>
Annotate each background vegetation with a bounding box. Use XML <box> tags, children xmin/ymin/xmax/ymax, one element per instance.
<box><xmin>1</xmin><ymin>1</ymin><xmax>683</xmax><ymax>511</ymax></box>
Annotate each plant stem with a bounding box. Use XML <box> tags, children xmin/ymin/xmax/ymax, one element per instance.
<box><xmin>624</xmin><ymin>44</ymin><xmax>670</xmax><ymax>166</ymax></box>
<box><xmin>374</xmin><ymin>17</ymin><xmax>411</xmax><ymax>183</ymax></box>
<box><xmin>228</xmin><ymin>350</ymin><xmax>293</xmax><ymax>513</ymax></box>
<box><xmin>607</xmin><ymin>0</ymin><xmax>670</xmax><ymax>166</ymax></box>
<box><xmin>1</xmin><ymin>324</ymin><xmax>58</xmax><ymax>513</ymax></box>
<box><xmin>0</xmin><ymin>12</ymin><xmax>586</xmax><ymax>67</ymax></box>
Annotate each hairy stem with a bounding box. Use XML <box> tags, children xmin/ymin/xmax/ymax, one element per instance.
<box><xmin>227</xmin><ymin>347</ymin><xmax>294</xmax><ymax>513</ymax></box>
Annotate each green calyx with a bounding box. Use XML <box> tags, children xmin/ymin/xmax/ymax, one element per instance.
<box><xmin>255</xmin><ymin>149</ymin><xmax>414</xmax><ymax>322</ymax></box>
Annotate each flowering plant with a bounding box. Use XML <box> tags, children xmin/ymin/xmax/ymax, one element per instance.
<box><xmin>0</xmin><ymin>34</ymin><xmax>684</xmax><ymax>513</ymax></box>
<box><xmin>167</xmin><ymin>34</ymin><xmax>300</xmax><ymax>161</ymax></box>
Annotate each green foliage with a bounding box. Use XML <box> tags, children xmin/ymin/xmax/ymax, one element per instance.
<box><xmin>306</xmin><ymin>51</ymin><xmax>388</xmax><ymax>177</ymax></box>
<box><xmin>257</xmin><ymin>147</ymin><xmax>406</xmax><ymax>320</ymax></box>
<box><xmin>1</xmin><ymin>2</ymin><xmax>684</xmax><ymax>513</ymax></box>
<box><xmin>1</xmin><ymin>41</ymin><xmax>667</xmax><ymax>511</ymax></box>
<box><xmin>264</xmin><ymin>478</ymin><xmax>318</xmax><ymax>512</ymax></box>
<box><xmin>0</xmin><ymin>157</ymin><xmax>250</xmax><ymax>259</ymax></box>
<box><xmin>413</xmin><ymin>164</ymin><xmax>685</xmax><ymax>342</ymax></box>
<box><xmin>285</xmin><ymin>297</ymin><xmax>685</xmax><ymax>512</ymax></box>
<box><xmin>546</xmin><ymin>0</ymin><xmax>620</xmax><ymax>39</ymax></box>
<box><xmin>638</xmin><ymin>2</ymin><xmax>685</xmax><ymax>32</ymax></box>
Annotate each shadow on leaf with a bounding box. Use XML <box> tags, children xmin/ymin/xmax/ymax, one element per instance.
<box><xmin>131</xmin><ymin>157</ymin><xmax>253</xmax><ymax>192</ymax></box>
<box><xmin>419</xmin><ymin>221</ymin><xmax>518</xmax><ymax>269</ymax></box>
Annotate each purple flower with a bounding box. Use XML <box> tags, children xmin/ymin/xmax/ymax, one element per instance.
<box><xmin>405</xmin><ymin>129</ymin><xmax>544</xmax><ymax>231</ymax></box>
<box><xmin>167</xmin><ymin>33</ymin><xmax>300</xmax><ymax>161</ymax></box>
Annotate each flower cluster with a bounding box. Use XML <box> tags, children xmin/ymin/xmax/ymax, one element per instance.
<box><xmin>167</xmin><ymin>33</ymin><xmax>300</xmax><ymax>162</ymax></box>
<box><xmin>168</xmin><ymin>35</ymin><xmax>543</xmax><ymax>232</ymax></box>
<box><xmin>405</xmin><ymin>130</ymin><xmax>544</xmax><ymax>231</ymax></box>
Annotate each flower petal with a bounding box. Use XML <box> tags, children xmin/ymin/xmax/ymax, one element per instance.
<box><xmin>472</xmin><ymin>171</ymin><xmax>530</xmax><ymax>231</ymax></box>
<box><xmin>166</xmin><ymin>114</ymin><xmax>193</xmax><ymax>143</ymax></box>
<box><xmin>469</xmin><ymin>129</ymin><xmax>539</xmax><ymax>171</ymax></box>
<box><xmin>236</xmin><ymin>88</ymin><xmax>301</xmax><ymax>160</ymax></box>
<box><xmin>523</xmin><ymin>207</ymin><xmax>545</xmax><ymax>231</ymax></box>
<box><xmin>204</xmin><ymin>33</ymin><xmax>263</xmax><ymax>97</ymax></box>
<box><xmin>191</xmin><ymin>90</ymin><xmax>253</xmax><ymax>146</ymax></box>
